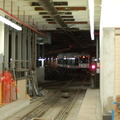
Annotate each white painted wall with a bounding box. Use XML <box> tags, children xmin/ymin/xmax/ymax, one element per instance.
<box><xmin>101</xmin><ymin>0</ymin><xmax>120</xmax><ymax>27</ymax></box>
<box><xmin>0</xmin><ymin>19</ymin><xmax>4</xmax><ymax>71</ymax></box>
<box><xmin>100</xmin><ymin>28</ymin><xmax>115</xmax><ymax>113</ymax></box>
<box><xmin>100</xmin><ymin>0</ymin><xmax>120</xmax><ymax>115</ymax></box>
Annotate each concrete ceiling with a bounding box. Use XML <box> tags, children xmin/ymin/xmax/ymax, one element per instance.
<box><xmin>0</xmin><ymin>0</ymin><xmax>101</xmax><ymax>56</ymax></box>
<box><xmin>0</xmin><ymin>0</ymin><xmax>101</xmax><ymax>31</ymax></box>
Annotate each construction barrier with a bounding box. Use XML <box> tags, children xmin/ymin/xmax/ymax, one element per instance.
<box><xmin>0</xmin><ymin>76</ymin><xmax>3</xmax><ymax>105</ymax></box>
<box><xmin>0</xmin><ymin>71</ymin><xmax>17</xmax><ymax>105</ymax></box>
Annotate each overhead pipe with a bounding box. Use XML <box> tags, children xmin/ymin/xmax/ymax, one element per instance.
<box><xmin>0</xmin><ymin>8</ymin><xmax>46</xmax><ymax>37</ymax></box>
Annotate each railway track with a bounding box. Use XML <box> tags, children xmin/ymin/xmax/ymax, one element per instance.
<box><xmin>7</xmin><ymin>73</ymin><xmax>91</xmax><ymax>120</ymax></box>
<box><xmin>32</xmin><ymin>74</ymin><xmax>89</xmax><ymax>120</ymax></box>
<box><xmin>52</xmin><ymin>74</ymin><xmax>89</xmax><ymax>120</ymax></box>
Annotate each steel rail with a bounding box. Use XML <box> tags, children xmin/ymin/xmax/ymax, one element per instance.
<box><xmin>20</xmin><ymin>75</ymin><xmax>77</xmax><ymax>120</ymax></box>
<box><xmin>53</xmin><ymin>74</ymin><xmax>90</xmax><ymax>120</ymax></box>
<box><xmin>20</xmin><ymin>73</ymin><xmax>90</xmax><ymax>120</ymax></box>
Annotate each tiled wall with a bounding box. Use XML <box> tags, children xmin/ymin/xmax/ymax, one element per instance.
<box><xmin>115</xmin><ymin>28</ymin><xmax>120</xmax><ymax>96</ymax></box>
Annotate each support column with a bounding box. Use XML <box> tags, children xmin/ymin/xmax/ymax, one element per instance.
<box><xmin>31</xmin><ymin>31</ymin><xmax>36</xmax><ymax>70</ymax></box>
<box><xmin>95</xmin><ymin>35</ymin><xmax>100</xmax><ymax>88</ymax></box>
<box><xmin>100</xmin><ymin>28</ymin><xmax>115</xmax><ymax>116</ymax></box>
<box><xmin>96</xmin><ymin>35</ymin><xmax>99</xmax><ymax>64</ymax></box>
<box><xmin>28</xmin><ymin>29</ymin><xmax>31</xmax><ymax>61</ymax></box>
<box><xmin>0</xmin><ymin>21</ymin><xmax>5</xmax><ymax>71</ymax></box>
<box><xmin>17</xmin><ymin>30</ymin><xmax>22</xmax><ymax>68</ymax></box>
<box><xmin>36</xmin><ymin>43</ymin><xmax>45</xmax><ymax>83</ymax></box>
<box><xmin>21</xmin><ymin>27</ymin><xmax>27</xmax><ymax>67</ymax></box>
<box><xmin>4</xmin><ymin>25</ymin><xmax>9</xmax><ymax>70</ymax></box>
<box><xmin>11</xmin><ymin>29</ymin><xmax>16</xmax><ymax>69</ymax></box>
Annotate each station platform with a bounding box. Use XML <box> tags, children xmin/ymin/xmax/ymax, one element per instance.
<box><xmin>77</xmin><ymin>89</ymin><xmax>102</xmax><ymax>120</ymax></box>
<box><xmin>0</xmin><ymin>99</ymin><xmax>30</xmax><ymax>120</ymax></box>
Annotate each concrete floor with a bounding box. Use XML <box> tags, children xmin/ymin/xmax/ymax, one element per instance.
<box><xmin>0</xmin><ymin>99</ymin><xmax>30</xmax><ymax>120</ymax></box>
<box><xmin>77</xmin><ymin>89</ymin><xmax>102</xmax><ymax>120</ymax></box>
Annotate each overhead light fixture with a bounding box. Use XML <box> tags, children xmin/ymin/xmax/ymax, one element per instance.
<box><xmin>0</xmin><ymin>16</ymin><xmax>22</xmax><ymax>31</ymax></box>
<box><xmin>88</xmin><ymin>0</ymin><xmax>94</xmax><ymax>40</ymax></box>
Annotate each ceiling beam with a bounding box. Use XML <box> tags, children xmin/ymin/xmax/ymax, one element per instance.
<box><xmin>42</xmin><ymin>16</ymin><xmax>73</xmax><ymax>18</ymax></box>
<box><xmin>46</xmin><ymin>19</ymin><xmax>75</xmax><ymax>21</ymax></box>
<box><xmin>31</xmin><ymin>2</ymin><xmax>68</xmax><ymax>6</ymax></box>
<box><xmin>39</xmin><ymin>12</ymin><xmax>72</xmax><ymax>15</ymax></box>
<box><xmin>35</xmin><ymin>7</ymin><xmax>86</xmax><ymax>11</ymax></box>
<box><xmin>48</xmin><ymin>22</ymin><xmax>88</xmax><ymax>24</ymax></box>
<box><xmin>56</xmin><ymin>7</ymin><xmax>86</xmax><ymax>11</ymax></box>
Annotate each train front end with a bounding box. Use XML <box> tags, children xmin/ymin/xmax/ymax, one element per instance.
<box><xmin>78</xmin><ymin>55</ymin><xmax>90</xmax><ymax>69</ymax></box>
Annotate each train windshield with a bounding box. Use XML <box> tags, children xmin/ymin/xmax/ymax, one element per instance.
<box><xmin>79</xmin><ymin>56</ymin><xmax>89</xmax><ymax>63</ymax></box>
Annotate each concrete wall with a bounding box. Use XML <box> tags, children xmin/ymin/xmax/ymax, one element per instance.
<box><xmin>100</xmin><ymin>0</ymin><xmax>120</xmax><ymax>116</ymax></box>
<box><xmin>100</xmin><ymin>28</ymin><xmax>115</xmax><ymax>114</ymax></box>
<box><xmin>0</xmin><ymin>20</ymin><xmax>4</xmax><ymax>71</ymax></box>
<box><xmin>100</xmin><ymin>27</ymin><xmax>120</xmax><ymax>120</ymax></box>
<box><xmin>36</xmin><ymin>67</ymin><xmax>45</xmax><ymax>83</ymax></box>
<box><xmin>101</xmin><ymin>0</ymin><xmax>120</xmax><ymax>28</ymax></box>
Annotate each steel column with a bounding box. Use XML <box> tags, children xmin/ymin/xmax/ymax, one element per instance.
<box><xmin>21</xmin><ymin>27</ymin><xmax>27</xmax><ymax>67</ymax></box>
<box><xmin>4</xmin><ymin>25</ymin><xmax>9</xmax><ymax>70</ymax></box>
<box><xmin>17</xmin><ymin>29</ymin><xmax>22</xmax><ymax>68</ymax></box>
<box><xmin>31</xmin><ymin>31</ymin><xmax>36</xmax><ymax>70</ymax></box>
<box><xmin>28</xmin><ymin>29</ymin><xmax>31</xmax><ymax>61</ymax></box>
<box><xmin>11</xmin><ymin>29</ymin><xmax>16</xmax><ymax>69</ymax></box>
<box><xmin>96</xmin><ymin>35</ymin><xmax>99</xmax><ymax>63</ymax></box>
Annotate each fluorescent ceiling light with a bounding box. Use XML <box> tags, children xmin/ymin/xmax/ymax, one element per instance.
<box><xmin>0</xmin><ymin>16</ymin><xmax>22</xmax><ymax>31</ymax></box>
<box><xmin>88</xmin><ymin>0</ymin><xmax>94</xmax><ymax>40</ymax></box>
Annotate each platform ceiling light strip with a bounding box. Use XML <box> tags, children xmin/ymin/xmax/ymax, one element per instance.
<box><xmin>0</xmin><ymin>16</ymin><xmax>22</xmax><ymax>31</ymax></box>
<box><xmin>88</xmin><ymin>0</ymin><xmax>94</xmax><ymax>40</ymax></box>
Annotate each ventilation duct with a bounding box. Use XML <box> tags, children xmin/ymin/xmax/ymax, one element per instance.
<box><xmin>36</xmin><ymin>32</ymin><xmax>51</xmax><ymax>44</ymax></box>
<box><xmin>38</xmin><ymin>0</ymin><xmax>69</xmax><ymax>31</ymax></box>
